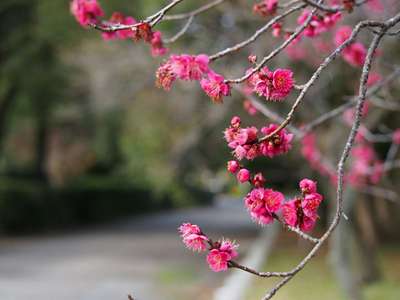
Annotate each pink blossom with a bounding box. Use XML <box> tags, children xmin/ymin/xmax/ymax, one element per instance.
<box><xmin>366</xmin><ymin>0</ymin><xmax>384</xmax><ymax>12</ymax></box>
<box><xmin>102</xmin><ymin>13</ymin><xmax>137</xmax><ymax>40</ymax></box>
<box><xmin>179</xmin><ymin>223</ymin><xmax>201</xmax><ymax>236</ymax></box>
<box><xmin>237</xmin><ymin>168</ymin><xmax>251</xmax><ymax>183</ymax></box>
<box><xmin>343</xmin><ymin>42</ymin><xmax>366</xmax><ymax>67</ymax></box>
<box><xmin>224</xmin><ymin>126</ymin><xmax>257</xmax><ymax>149</ymax></box>
<box><xmin>301</xmin><ymin>133</ymin><xmax>336</xmax><ymax>179</ymax></box>
<box><xmin>252</xmin><ymin>172</ymin><xmax>266</xmax><ymax>188</ymax></box>
<box><xmin>249</xmin><ymin>67</ymin><xmax>294</xmax><ymax>101</ymax></box>
<box><xmin>206</xmin><ymin>239</ymin><xmax>238</xmax><ymax>272</ymax></box>
<box><xmin>282</xmin><ymin>198</ymin><xmax>318</xmax><ymax>232</ymax></box>
<box><xmin>227</xmin><ymin>160</ymin><xmax>240</xmax><ymax>174</ymax></box>
<box><xmin>219</xmin><ymin>239</ymin><xmax>239</xmax><ymax>258</ymax></box>
<box><xmin>392</xmin><ymin>129</ymin><xmax>400</xmax><ymax>145</ymax></box>
<box><xmin>248</xmin><ymin>54</ymin><xmax>257</xmax><ymax>64</ymax></box>
<box><xmin>271</xmin><ymin>69</ymin><xmax>294</xmax><ymax>100</ymax></box>
<box><xmin>323</xmin><ymin>12</ymin><xmax>342</xmax><ymax>27</ymax></box>
<box><xmin>200</xmin><ymin>72</ymin><xmax>231</xmax><ymax>103</ymax></box>
<box><xmin>297</xmin><ymin>10</ymin><xmax>341</xmax><ymax>38</ymax></box>
<box><xmin>179</xmin><ymin>223</ymin><xmax>209</xmax><ymax>252</ymax></box>
<box><xmin>182</xmin><ymin>234</ymin><xmax>209</xmax><ymax>252</ymax></box>
<box><xmin>253</xmin><ymin>0</ymin><xmax>278</xmax><ymax>17</ymax></box>
<box><xmin>156</xmin><ymin>63</ymin><xmax>177</xmax><ymax>91</ymax></box>
<box><xmin>172</xmin><ymin>54</ymin><xmax>210</xmax><ymax>81</ymax></box>
<box><xmin>150</xmin><ymin>31</ymin><xmax>168</xmax><ymax>57</ymax></box>
<box><xmin>70</xmin><ymin>0</ymin><xmax>104</xmax><ymax>27</ymax></box>
<box><xmin>335</xmin><ymin>26</ymin><xmax>352</xmax><ymax>46</ymax></box>
<box><xmin>245</xmin><ymin>188</ymin><xmax>283</xmax><ymax>225</ymax></box>
<box><xmin>348</xmin><ymin>143</ymin><xmax>384</xmax><ymax>187</ymax></box>
<box><xmin>367</xmin><ymin>72</ymin><xmax>382</xmax><ymax>87</ymax></box>
<box><xmin>272</xmin><ymin>22</ymin><xmax>282</xmax><ymax>38</ymax></box>
<box><xmin>335</xmin><ymin>26</ymin><xmax>367</xmax><ymax>67</ymax></box>
<box><xmin>302</xmin><ymin>192</ymin><xmax>323</xmax><ymax>217</ymax></box>
<box><xmin>260</xmin><ymin>124</ymin><xmax>293</xmax><ymax>158</ymax></box>
<box><xmin>133</xmin><ymin>23</ymin><xmax>153</xmax><ymax>42</ymax></box>
<box><xmin>299</xmin><ymin>178</ymin><xmax>317</xmax><ymax>194</ymax></box>
<box><xmin>207</xmin><ymin>249</ymin><xmax>231</xmax><ymax>272</ymax></box>
<box><xmin>231</xmin><ymin>116</ymin><xmax>241</xmax><ymax>128</ymax></box>
<box><xmin>243</xmin><ymin>100</ymin><xmax>258</xmax><ymax>115</ymax></box>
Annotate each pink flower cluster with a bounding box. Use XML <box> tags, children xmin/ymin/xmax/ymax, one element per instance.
<box><xmin>282</xmin><ymin>179</ymin><xmax>323</xmax><ymax>232</ymax></box>
<box><xmin>348</xmin><ymin>144</ymin><xmax>384</xmax><ymax>187</ymax></box>
<box><xmin>156</xmin><ymin>54</ymin><xmax>230</xmax><ymax>102</ymax></box>
<box><xmin>253</xmin><ymin>0</ymin><xmax>278</xmax><ymax>17</ymax></box>
<box><xmin>301</xmin><ymin>133</ymin><xmax>337</xmax><ymax>183</ymax></box>
<box><xmin>179</xmin><ymin>223</ymin><xmax>238</xmax><ymax>272</ymax></box>
<box><xmin>247</xmin><ymin>67</ymin><xmax>294</xmax><ymax>101</ymax></box>
<box><xmin>243</xmin><ymin>99</ymin><xmax>258</xmax><ymax>115</ymax></box>
<box><xmin>245</xmin><ymin>188</ymin><xmax>284</xmax><ymax>225</ymax></box>
<box><xmin>224</xmin><ymin>116</ymin><xmax>293</xmax><ymax>160</ymax></box>
<box><xmin>207</xmin><ymin>239</ymin><xmax>238</xmax><ymax>272</ymax></box>
<box><xmin>70</xmin><ymin>1</ymin><xmax>167</xmax><ymax>57</ymax></box>
<box><xmin>179</xmin><ymin>223</ymin><xmax>209</xmax><ymax>252</ymax></box>
<box><xmin>297</xmin><ymin>10</ymin><xmax>342</xmax><ymax>38</ymax></box>
<box><xmin>335</xmin><ymin>26</ymin><xmax>366</xmax><ymax>67</ymax></box>
<box><xmin>70</xmin><ymin>0</ymin><xmax>104</xmax><ymax>26</ymax></box>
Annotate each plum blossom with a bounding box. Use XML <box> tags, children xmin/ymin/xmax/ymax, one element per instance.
<box><xmin>392</xmin><ymin>129</ymin><xmax>400</xmax><ymax>145</ymax></box>
<box><xmin>248</xmin><ymin>67</ymin><xmax>294</xmax><ymax>101</ymax></box>
<box><xmin>299</xmin><ymin>178</ymin><xmax>317</xmax><ymax>194</ymax></box>
<box><xmin>237</xmin><ymin>168</ymin><xmax>251</xmax><ymax>183</ymax></box>
<box><xmin>200</xmin><ymin>72</ymin><xmax>231</xmax><ymax>103</ymax></box>
<box><xmin>252</xmin><ymin>172</ymin><xmax>266</xmax><ymax>188</ymax></box>
<box><xmin>253</xmin><ymin>0</ymin><xmax>278</xmax><ymax>17</ymax></box>
<box><xmin>227</xmin><ymin>160</ymin><xmax>240</xmax><ymax>174</ymax></box>
<box><xmin>272</xmin><ymin>22</ymin><xmax>282</xmax><ymax>38</ymax></box>
<box><xmin>206</xmin><ymin>239</ymin><xmax>238</xmax><ymax>272</ymax></box>
<box><xmin>348</xmin><ymin>143</ymin><xmax>384</xmax><ymax>187</ymax></box>
<box><xmin>156</xmin><ymin>54</ymin><xmax>210</xmax><ymax>90</ymax></box>
<box><xmin>335</xmin><ymin>26</ymin><xmax>367</xmax><ymax>67</ymax></box>
<box><xmin>70</xmin><ymin>0</ymin><xmax>104</xmax><ymax>27</ymax></box>
<box><xmin>179</xmin><ymin>223</ymin><xmax>209</xmax><ymax>252</ymax></box>
<box><xmin>301</xmin><ymin>133</ymin><xmax>337</xmax><ymax>183</ymax></box>
<box><xmin>156</xmin><ymin>63</ymin><xmax>177</xmax><ymax>90</ymax></box>
<box><xmin>224</xmin><ymin>117</ymin><xmax>260</xmax><ymax>160</ymax></box>
<box><xmin>260</xmin><ymin>124</ymin><xmax>293</xmax><ymax>158</ymax></box>
<box><xmin>150</xmin><ymin>31</ymin><xmax>168</xmax><ymax>57</ymax></box>
<box><xmin>302</xmin><ymin>192</ymin><xmax>323</xmax><ymax>217</ymax></box>
<box><xmin>297</xmin><ymin>10</ymin><xmax>341</xmax><ymax>38</ymax></box>
<box><xmin>244</xmin><ymin>188</ymin><xmax>284</xmax><ymax>225</ymax></box>
<box><xmin>282</xmin><ymin>198</ymin><xmax>318</xmax><ymax>232</ymax></box>
<box><xmin>101</xmin><ymin>12</ymin><xmax>137</xmax><ymax>40</ymax></box>
<box><xmin>243</xmin><ymin>100</ymin><xmax>258</xmax><ymax>115</ymax></box>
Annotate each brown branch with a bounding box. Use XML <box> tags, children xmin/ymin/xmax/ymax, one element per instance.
<box><xmin>254</xmin><ymin>19</ymin><xmax>386</xmax><ymax>144</ymax></box>
<box><xmin>209</xmin><ymin>3</ymin><xmax>307</xmax><ymax>61</ymax></box>
<box><xmin>164</xmin><ymin>0</ymin><xmax>227</xmax><ymax>20</ymax></box>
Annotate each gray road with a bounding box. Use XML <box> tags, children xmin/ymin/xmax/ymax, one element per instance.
<box><xmin>0</xmin><ymin>197</ymin><xmax>260</xmax><ymax>300</ymax></box>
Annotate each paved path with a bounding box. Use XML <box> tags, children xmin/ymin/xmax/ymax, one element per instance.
<box><xmin>0</xmin><ymin>197</ymin><xmax>261</xmax><ymax>300</ymax></box>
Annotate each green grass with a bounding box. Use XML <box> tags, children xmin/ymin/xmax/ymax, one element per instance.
<box><xmin>246</xmin><ymin>247</ymin><xmax>400</xmax><ymax>300</ymax></box>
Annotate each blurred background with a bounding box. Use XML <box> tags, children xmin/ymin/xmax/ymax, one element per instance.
<box><xmin>0</xmin><ymin>0</ymin><xmax>399</xmax><ymax>299</ymax></box>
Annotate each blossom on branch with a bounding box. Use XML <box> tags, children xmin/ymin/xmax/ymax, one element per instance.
<box><xmin>248</xmin><ymin>67</ymin><xmax>294</xmax><ymax>101</ymax></box>
<box><xmin>179</xmin><ymin>223</ymin><xmax>209</xmax><ymax>252</ymax></box>
<box><xmin>245</xmin><ymin>188</ymin><xmax>284</xmax><ymax>225</ymax></box>
<box><xmin>260</xmin><ymin>124</ymin><xmax>293</xmax><ymax>158</ymax></box>
<box><xmin>207</xmin><ymin>239</ymin><xmax>238</xmax><ymax>272</ymax></box>
<box><xmin>101</xmin><ymin>12</ymin><xmax>137</xmax><ymax>40</ymax></box>
<box><xmin>253</xmin><ymin>0</ymin><xmax>278</xmax><ymax>17</ymax></box>
<box><xmin>200</xmin><ymin>72</ymin><xmax>231</xmax><ymax>103</ymax></box>
<box><xmin>70</xmin><ymin>0</ymin><xmax>104</xmax><ymax>27</ymax></box>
